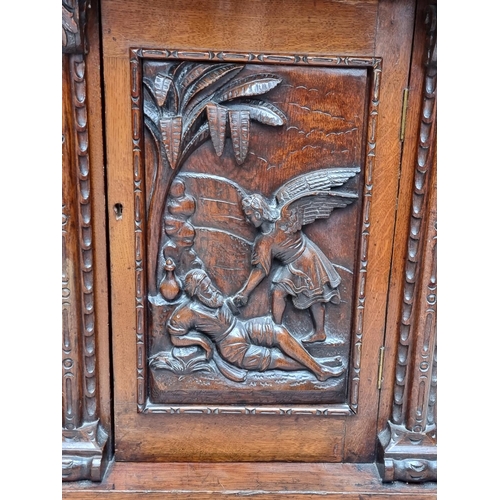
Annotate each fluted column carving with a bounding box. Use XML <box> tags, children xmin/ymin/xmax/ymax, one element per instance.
<box><xmin>377</xmin><ymin>1</ymin><xmax>437</xmax><ymax>483</ymax></box>
<box><xmin>62</xmin><ymin>0</ymin><xmax>109</xmax><ymax>481</ymax></box>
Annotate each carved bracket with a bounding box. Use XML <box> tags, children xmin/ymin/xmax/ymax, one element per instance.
<box><xmin>62</xmin><ymin>420</ymin><xmax>108</xmax><ymax>481</ymax></box>
<box><xmin>377</xmin><ymin>422</ymin><xmax>437</xmax><ymax>482</ymax></box>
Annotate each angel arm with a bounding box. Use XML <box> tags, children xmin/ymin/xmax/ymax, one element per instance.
<box><xmin>233</xmin><ymin>233</ymin><xmax>273</xmax><ymax>306</ymax></box>
<box><xmin>233</xmin><ymin>265</ymin><xmax>267</xmax><ymax>306</ymax></box>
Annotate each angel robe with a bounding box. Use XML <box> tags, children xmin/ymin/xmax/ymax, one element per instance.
<box><xmin>251</xmin><ymin>225</ymin><xmax>341</xmax><ymax>309</ymax></box>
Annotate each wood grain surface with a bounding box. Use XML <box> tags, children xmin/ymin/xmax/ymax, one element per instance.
<box><xmin>342</xmin><ymin>0</ymin><xmax>416</xmax><ymax>462</ymax></box>
<box><xmin>101</xmin><ymin>0</ymin><xmax>378</xmax><ymax>59</ymax></box>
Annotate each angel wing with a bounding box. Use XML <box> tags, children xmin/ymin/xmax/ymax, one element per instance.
<box><xmin>274</xmin><ymin>166</ymin><xmax>360</xmax><ymax>205</ymax></box>
<box><xmin>275</xmin><ymin>167</ymin><xmax>360</xmax><ymax>234</ymax></box>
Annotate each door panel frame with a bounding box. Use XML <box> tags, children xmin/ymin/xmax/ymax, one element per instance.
<box><xmin>101</xmin><ymin>0</ymin><xmax>416</xmax><ymax>463</ymax></box>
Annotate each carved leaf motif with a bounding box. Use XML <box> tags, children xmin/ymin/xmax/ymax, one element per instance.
<box><xmin>144</xmin><ymin>99</ymin><xmax>160</xmax><ymax>124</ymax></box>
<box><xmin>173</xmin><ymin>61</ymin><xmax>194</xmax><ymax>84</ymax></box>
<box><xmin>62</xmin><ymin>4</ymin><xmax>79</xmax><ymax>48</ymax></box>
<box><xmin>178</xmin><ymin>64</ymin><xmax>210</xmax><ymax>100</ymax></box>
<box><xmin>181</xmin><ymin>65</ymin><xmax>243</xmax><ymax>112</ymax></box>
<box><xmin>160</xmin><ymin>116</ymin><xmax>183</xmax><ymax>169</ymax></box>
<box><xmin>182</xmin><ymin>100</ymin><xmax>210</xmax><ymax>145</ymax></box>
<box><xmin>143</xmin><ymin>78</ymin><xmax>155</xmax><ymax>100</ymax></box>
<box><xmin>172</xmin><ymin>62</ymin><xmax>195</xmax><ymax>105</ymax></box>
<box><xmin>178</xmin><ymin>122</ymin><xmax>211</xmax><ymax>168</ymax></box>
<box><xmin>226</xmin><ymin>100</ymin><xmax>286</xmax><ymax>126</ymax></box>
<box><xmin>154</xmin><ymin>74</ymin><xmax>173</xmax><ymax>107</ymax></box>
<box><xmin>206</xmin><ymin>104</ymin><xmax>228</xmax><ymax>156</ymax></box>
<box><xmin>228</xmin><ymin>109</ymin><xmax>250</xmax><ymax>165</ymax></box>
<box><xmin>62</xmin><ymin>6</ymin><xmax>79</xmax><ymax>34</ymax></box>
<box><xmin>215</xmin><ymin>74</ymin><xmax>282</xmax><ymax>103</ymax></box>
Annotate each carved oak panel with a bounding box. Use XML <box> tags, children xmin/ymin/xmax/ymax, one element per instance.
<box><xmin>130</xmin><ymin>50</ymin><xmax>381</xmax><ymax>415</ymax></box>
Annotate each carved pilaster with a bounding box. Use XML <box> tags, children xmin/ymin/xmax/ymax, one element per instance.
<box><xmin>377</xmin><ymin>1</ymin><xmax>437</xmax><ymax>483</ymax></box>
<box><xmin>62</xmin><ymin>14</ymin><xmax>109</xmax><ymax>479</ymax></box>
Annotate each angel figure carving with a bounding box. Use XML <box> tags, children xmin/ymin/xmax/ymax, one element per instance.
<box><xmin>232</xmin><ymin>167</ymin><xmax>360</xmax><ymax>344</ymax></box>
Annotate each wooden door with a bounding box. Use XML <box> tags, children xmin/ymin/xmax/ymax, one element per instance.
<box><xmin>102</xmin><ymin>0</ymin><xmax>417</xmax><ymax>463</ymax></box>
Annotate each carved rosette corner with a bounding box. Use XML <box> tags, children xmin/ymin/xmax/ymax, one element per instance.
<box><xmin>62</xmin><ymin>48</ymin><xmax>108</xmax><ymax>481</ymax></box>
<box><xmin>377</xmin><ymin>2</ymin><xmax>437</xmax><ymax>483</ymax></box>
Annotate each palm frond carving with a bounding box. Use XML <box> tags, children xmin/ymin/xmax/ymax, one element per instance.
<box><xmin>143</xmin><ymin>62</ymin><xmax>286</xmax><ymax>168</ymax></box>
<box><xmin>143</xmin><ymin>62</ymin><xmax>286</xmax><ymax>296</ymax></box>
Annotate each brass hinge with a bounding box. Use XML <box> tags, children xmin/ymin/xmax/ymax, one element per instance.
<box><xmin>377</xmin><ymin>346</ymin><xmax>385</xmax><ymax>390</ymax></box>
<box><xmin>400</xmin><ymin>88</ymin><xmax>409</xmax><ymax>141</ymax></box>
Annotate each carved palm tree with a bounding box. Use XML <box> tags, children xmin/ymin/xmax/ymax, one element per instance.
<box><xmin>143</xmin><ymin>61</ymin><xmax>286</xmax><ymax>294</ymax></box>
<box><xmin>144</xmin><ymin>62</ymin><xmax>286</xmax><ymax>168</ymax></box>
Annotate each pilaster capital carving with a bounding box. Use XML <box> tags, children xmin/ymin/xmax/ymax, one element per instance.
<box><xmin>62</xmin><ymin>0</ymin><xmax>89</xmax><ymax>54</ymax></box>
<box><xmin>424</xmin><ymin>4</ymin><xmax>437</xmax><ymax>70</ymax></box>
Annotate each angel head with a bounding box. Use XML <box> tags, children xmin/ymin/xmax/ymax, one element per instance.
<box><xmin>241</xmin><ymin>194</ymin><xmax>278</xmax><ymax>228</ymax></box>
